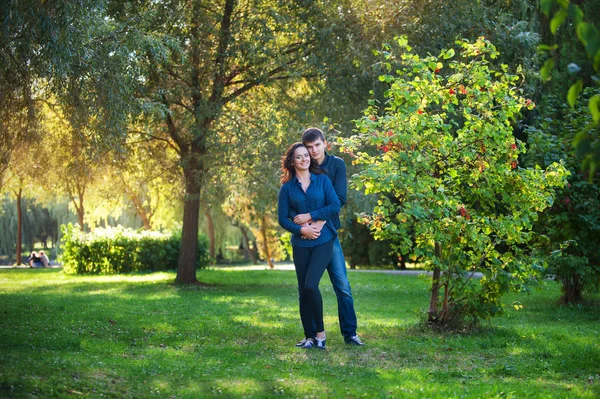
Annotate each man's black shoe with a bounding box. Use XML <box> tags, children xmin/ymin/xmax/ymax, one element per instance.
<box><xmin>344</xmin><ymin>335</ymin><xmax>364</xmax><ymax>346</ymax></box>
<box><xmin>298</xmin><ymin>338</ymin><xmax>316</xmax><ymax>349</ymax></box>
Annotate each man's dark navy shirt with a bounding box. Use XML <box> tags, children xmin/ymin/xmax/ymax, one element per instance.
<box><xmin>319</xmin><ymin>152</ymin><xmax>347</xmax><ymax>229</ymax></box>
<box><xmin>278</xmin><ymin>173</ymin><xmax>341</xmax><ymax>248</ymax></box>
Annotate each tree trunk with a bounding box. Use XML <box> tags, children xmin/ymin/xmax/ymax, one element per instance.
<box><xmin>252</xmin><ymin>240</ymin><xmax>259</xmax><ymax>262</ymax></box>
<box><xmin>561</xmin><ymin>274</ymin><xmax>583</xmax><ymax>304</ymax></box>
<box><xmin>239</xmin><ymin>224</ymin><xmax>257</xmax><ymax>264</ymax></box>
<box><xmin>71</xmin><ymin>184</ymin><xmax>85</xmax><ymax>231</ymax></box>
<box><xmin>260</xmin><ymin>216</ymin><xmax>274</xmax><ymax>268</ymax></box>
<box><xmin>127</xmin><ymin>187</ymin><xmax>152</xmax><ymax>230</ymax></box>
<box><xmin>205</xmin><ymin>208</ymin><xmax>215</xmax><ymax>260</ymax></box>
<box><xmin>15</xmin><ymin>187</ymin><xmax>22</xmax><ymax>266</ymax></box>
<box><xmin>428</xmin><ymin>242</ymin><xmax>442</xmax><ymax>323</ymax></box>
<box><xmin>176</xmin><ymin>159</ymin><xmax>202</xmax><ymax>284</ymax></box>
<box><xmin>440</xmin><ymin>282</ymin><xmax>450</xmax><ymax>324</ymax></box>
<box><xmin>77</xmin><ymin>201</ymin><xmax>84</xmax><ymax>229</ymax></box>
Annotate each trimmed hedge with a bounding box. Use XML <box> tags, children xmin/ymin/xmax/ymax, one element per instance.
<box><xmin>60</xmin><ymin>224</ymin><xmax>210</xmax><ymax>274</ymax></box>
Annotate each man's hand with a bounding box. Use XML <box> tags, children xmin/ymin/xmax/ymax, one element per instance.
<box><xmin>294</xmin><ymin>213</ymin><xmax>312</xmax><ymax>225</ymax></box>
<box><xmin>300</xmin><ymin>225</ymin><xmax>321</xmax><ymax>240</ymax></box>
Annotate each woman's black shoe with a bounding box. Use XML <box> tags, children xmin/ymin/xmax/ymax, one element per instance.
<box><xmin>315</xmin><ymin>338</ymin><xmax>326</xmax><ymax>350</ymax></box>
<box><xmin>294</xmin><ymin>338</ymin><xmax>307</xmax><ymax>347</ymax></box>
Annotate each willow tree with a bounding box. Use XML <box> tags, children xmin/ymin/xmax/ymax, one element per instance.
<box><xmin>107</xmin><ymin>0</ymin><xmax>359</xmax><ymax>283</ymax></box>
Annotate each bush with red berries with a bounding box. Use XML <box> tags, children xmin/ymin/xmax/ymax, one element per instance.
<box><xmin>340</xmin><ymin>37</ymin><xmax>568</xmax><ymax>329</ymax></box>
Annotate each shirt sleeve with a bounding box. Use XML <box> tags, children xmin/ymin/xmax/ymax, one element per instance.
<box><xmin>309</xmin><ymin>176</ymin><xmax>341</xmax><ymax>222</ymax></box>
<box><xmin>278</xmin><ymin>185</ymin><xmax>302</xmax><ymax>235</ymax></box>
<box><xmin>332</xmin><ymin>158</ymin><xmax>347</xmax><ymax>208</ymax></box>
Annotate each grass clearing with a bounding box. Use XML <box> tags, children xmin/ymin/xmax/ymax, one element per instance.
<box><xmin>1</xmin><ymin>268</ymin><xmax>599</xmax><ymax>398</ymax></box>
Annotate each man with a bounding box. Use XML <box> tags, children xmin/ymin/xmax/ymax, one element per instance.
<box><xmin>291</xmin><ymin>127</ymin><xmax>364</xmax><ymax>346</ymax></box>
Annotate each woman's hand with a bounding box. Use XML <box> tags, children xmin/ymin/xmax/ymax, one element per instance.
<box><xmin>300</xmin><ymin>225</ymin><xmax>321</xmax><ymax>240</ymax></box>
<box><xmin>294</xmin><ymin>213</ymin><xmax>312</xmax><ymax>225</ymax></box>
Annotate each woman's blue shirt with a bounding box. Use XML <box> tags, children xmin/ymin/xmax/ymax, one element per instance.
<box><xmin>278</xmin><ymin>173</ymin><xmax>340</xmax><ymax>247</ymax></box>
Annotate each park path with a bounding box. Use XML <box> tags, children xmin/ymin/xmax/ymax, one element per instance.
<box><xmin>212</xmin><ymin>262</ymin><xmax>484</xmax><ymax>278</ymax></box>
<box><xmin>0</xmin><ymin>262</ymin><xmax>484</xmax><ymax>278</ymax></box>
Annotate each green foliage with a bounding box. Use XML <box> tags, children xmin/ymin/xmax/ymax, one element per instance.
<box><xmin>340</xmin><ymin>37</ymin><xmax>568</xmax><ymax>327</ymax></box>
<box><xmin>339</xmin><ymin>220</ymin><xmax>398</xmax><ymax>268</ymax></box>
<box><xmin>524</xmin><ymin>89</ymin><xmax>600</xmax><ymax>303</ymax></box>
<box><xmin>59</xmin><ymin>224</ymin><xmax>209</xmax><ymax>275</ymax></box>
<box><xmin>540</xmin><ymin>0</ymin><xmax>600</xmax><ymax>175</ymax></box>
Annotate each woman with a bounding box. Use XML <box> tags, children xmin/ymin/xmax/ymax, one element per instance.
<box><xmin>278</xmin><ymin>142</ymin><xmax>341</xmax><ymax>349</ymax></box>
<box><xmin>39</xmin><ymin>251</ymin><xmax>50</xmax><ymax>267</ymax></box>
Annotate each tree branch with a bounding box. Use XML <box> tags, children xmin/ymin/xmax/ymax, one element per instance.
<box><xmin>208</xmin><ymin>0</ymin><xmax>236</xmax><ymax>106</ymax></box>
<box><xmin>222</xmin><ymin>57</ymin><xmax>302</xmax><ymax>104</ymax></box>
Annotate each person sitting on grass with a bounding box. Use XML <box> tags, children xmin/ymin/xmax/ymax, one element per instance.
<box><xmin>39</xmin><ymin>251</ymin><xmax>50</xmax><ymax>267</ymax></box>
<box><xmin>28</xmin><ymin>251</ymin><xmax>43</xmax><ymax>268</ymax></box>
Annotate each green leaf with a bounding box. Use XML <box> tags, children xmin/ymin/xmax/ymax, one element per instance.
<box><xmin>540</xmin><ymin>0</ymin><xmax>557</xmax><ymax>16</ymax></box>
<box><xmin>589</xmin><ymin>94</ymin><xmax>600</xmax><ymax>123</ymax></box>
<box><xmin>576</xmin><ymin>23</ymin><xmax>600</xmax><ymax>58</ymax></box>
<box><xmin>567</xmin><ymin>80</ymin><xmax>583</xmax><ymax>108</ymax></box>
<box><xmin>573</xmin><ymin>130</ymin><xmax>591</xmax><ymax>158</ymax></box>
<box><xmin>550</xmin><ymin>9</ymin><xmax>568</xmax><ymax>34</ymax></box>
<box><xmin>540</xmin><ymin>58</ymin><xmax>555</xmax><ymax>80</ymax></box>
<box><xmin>442</xmin><ymin>48</ymin><xmax>455</xmax><ymax>60</ymax></box>
<box><xmin>537</xmin><ymin>44</ymin><xmax>559</xmax><ymax>52</ymax></box>
<box><xmin>568</xmin><ymin>4</ymin><xmax>584</xmax><ymax>26</ymax></box>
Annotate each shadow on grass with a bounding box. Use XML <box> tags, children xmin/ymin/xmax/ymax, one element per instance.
<box><xmin>1</xmin><ymin>268</ymin><xmax>599</xmax><ymax>398</ymax></box>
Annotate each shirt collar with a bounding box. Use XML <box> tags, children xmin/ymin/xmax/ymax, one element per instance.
<box><xmin>293</xmin><ymin>173</ymin><xmax>316</xmax><ymax>185</ymax></box>
<box><xmin>320</xmin><ymin>151</ymin><xmax>330</xmax><ymax>167</ymax></box>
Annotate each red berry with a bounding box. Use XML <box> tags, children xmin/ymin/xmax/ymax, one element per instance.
<box><xmin>510</xmin><ymin>143</ymin><xmax>517</xmax><ymax>150</ymax></box>
<box><xmin>417</xmin><ymin>110</ymin><xmax>423</xmax><ymax>114</ymax></box>
<box><xmin>449</xmin><ymin>88</ymin><xmax>455</xmax><ymax>95</ymax></box>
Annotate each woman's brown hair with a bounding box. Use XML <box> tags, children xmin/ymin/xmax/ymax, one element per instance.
<box><xmin>280</xmin><ymin>142</ymin><xmax>320</xmax><ymax>184</ymax></box>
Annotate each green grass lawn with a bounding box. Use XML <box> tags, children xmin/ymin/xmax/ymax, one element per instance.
<box><xmin>1</xmin><ymin>268</ymin><xmax>598</xmax><ymax>398</ymax></box>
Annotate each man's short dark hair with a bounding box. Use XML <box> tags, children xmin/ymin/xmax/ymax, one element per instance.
<box><xmin>301</xmin><ymin>127</ymin><xmax>326</xmax><ymax>144</ymax></box>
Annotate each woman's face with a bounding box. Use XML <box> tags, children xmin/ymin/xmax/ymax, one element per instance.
<box><xmin>292</xmin><ymin>146</ymin><xmax>311</xmax><ymax>171</ymax></box>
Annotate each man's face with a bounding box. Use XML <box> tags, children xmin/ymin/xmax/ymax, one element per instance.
<box><xmin>304</xmin><ymin>139</ymin><xmax>326</xmax><ymax>164</ymax></box>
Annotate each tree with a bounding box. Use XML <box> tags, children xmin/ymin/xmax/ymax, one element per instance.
<box><xmin>103</xmin><ymin>121</ymin><xmax>183</xmax><ymax>231</ymax></box>
<box><xmin>2</xmin><ymin>144</ymin><xmax>46</xmax><ymax>265</ymax></box>
<box><xmin>340</xmin><ymin>37</ymin><xmax>568</xmax><ymax>329</ymax></box>
<box><xmin>525</xmin><ymin>88</ymin><xmax>600</xmax><ymax>303</ymax></box>
<box><xmin>539</xmin><ymin>0</ymin><xmax>600</xmax><ymax>176</ymax></box>
<box><xmin>1</xmin><ymin>1</ymin><xmax>133</xmax><ymax>187</ymax></box>
<box><xmin>108</xmin><ymin>0</ymin><xmax>363</xmax><ymax>283</ymax></box>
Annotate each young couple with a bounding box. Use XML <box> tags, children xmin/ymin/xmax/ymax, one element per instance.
<box><xmin>278</xmin><ymin>128</ymin><xmax>364</xmax><ymax>350</ymax></box>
